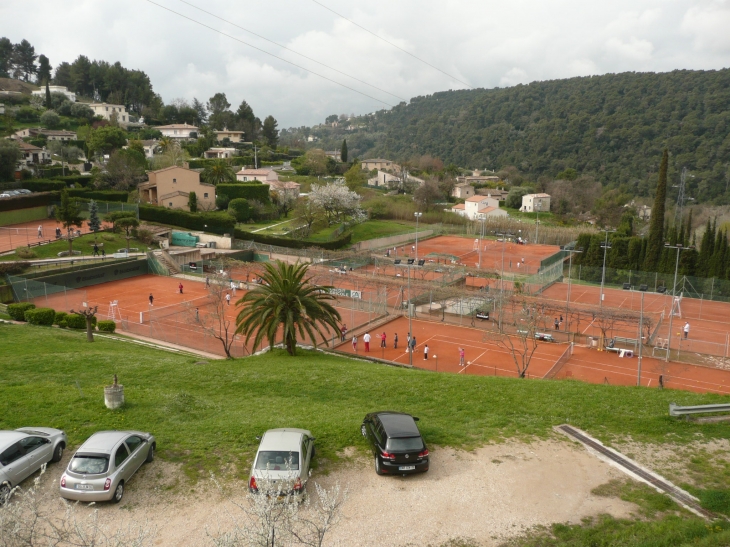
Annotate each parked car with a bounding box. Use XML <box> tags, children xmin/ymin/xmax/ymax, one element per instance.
<box><xmin>17</xmin><ymin>189</ymin><xmax>31</xmax><ymax>194</ymax></box>
<box><xmin>59</xmin><ymin>431</ymin><xmax>155</xmax><ymax>503</ymax></box>
<box><xmin>361</xmin><ymin>411</ymin><xmax>429</xmax><ymax>475</ymax></box>
<box><xmin>0</xmin><ymin>193</ymin><xmax>12</xmax><ymax>199</ymax></box>
<box><xmin>249</xmin><ymin>428</ymin><xmax>315</xmax><ymax>497</ymax></box>
<box><xmin>0</xmin><ymin>427</ymin><xmax>67</xmax><ymax>502</ymax></box>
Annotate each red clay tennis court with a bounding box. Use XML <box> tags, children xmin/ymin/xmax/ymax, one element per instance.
<box><xmin>0</xmin><ymin>218</ymin><xmax>111</xmax><ymax>254</ymax></box>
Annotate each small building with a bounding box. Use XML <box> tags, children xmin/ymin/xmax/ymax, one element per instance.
<box><xmin>368</xmin><ymin>170</ymin><xmax>400</xmax><ymax>187</ymax></box>
<box><xmin>138</xmin><ymin>166</ymin><xmax>216</xmax><ymax>211</ymax></box>
<box><xmin>14</xmin><ymin>128</ymin><xmax>77</xmax><ymax>141</ymax></box>
<box><xmin>214</xmin><ymin>128</ymin><xmax>246</xmax><ymax>143</ymax></box>
<box><xmin>32</xmin><ymin>85</ymin><xmax>76</xmax><ymax>102</ymax></box>
<box><xmin>457</xmin><ymin>175</ymin><xmax>500</xmax><ymax>185</ymax></box>
<box><xmin>637</xmin><ymin>205</ymin><xmax>651</xmax><ymax>221</ymax></box>
<box><xmin>236</xmin><ymin>168</ymin><xmax>279</xmax><ymax>182</ymax></box>
<box><xmin>89</xmin><ymin>103</ymin><xmax>130</xmax><ymax>125</ymax></box>
<box><xmin>465</xmin><ymin>195</ymin><xmax>505</xmax><ymax>220</ymax></box>
<box><xmin>451</xmin><ymin>182</ymin><xmax>474</xmax><ymax>199</ymax></box>
<box><xmin>521</xmin><ymin>193</ymin><xmax>551</xmax><ymax>213</ymax></box>
<box><xmin>139</xmin><ymin>140</ymin><xmax>161</xmax><ymax>159</ymax></box>
<box><xmin>449</xmin><ymin>203</ymin><xmax>466</xmax><ymax>216</ymax></box>
<box><xmin>476</xmin><ymin>187</ymin><xmax>509</xmax><ymax>201</ymax></box>
<box><xmin>325</xmin><ymin>150</ymin><xmax>341</xmax><ymax>160</ymax></box>
<box><xmin>362</xmin><ymin>158</ymin><xmax>398</xmax><ymax>172</ymax></box>
<box><xmin>155</xmin><ymin>123</ymin><xmax>199</xmax><ymax>139</ymax></box>
<box><xmin>204</xmin><ymin>147</ymin><xmax>236</xmax><ymax>159</ymax></box>
<box><xmin>16</xmin><ymin>141</ymin><xmax>50</xmax><ymax>166</ymax></box>
<box><xmin>268</xmin><ymin>180</ymin><xmax>301</xmax><ymax>199</ymax></box>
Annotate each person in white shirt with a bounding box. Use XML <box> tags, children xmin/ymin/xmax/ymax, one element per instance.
<box><xmin>684</xmin><ymin>322</ymin><xmax>690</xmax><ymax>339</ymax></box>
<box><xmin>363</xmin><ymin>332</ymin><xmax>371</xmax><ymax>352</ymax></box>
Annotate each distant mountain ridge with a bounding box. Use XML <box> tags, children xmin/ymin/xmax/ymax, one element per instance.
<box><xmin>349</xmin><ymin>69</ymin><xmax>730</xmax><ymax>203</ymax></box>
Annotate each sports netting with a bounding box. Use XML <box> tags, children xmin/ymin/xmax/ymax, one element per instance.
<box><xmin>7</xmin><ymin>275</ymin><xmax>87</xmax><ymax>311</ymax></box>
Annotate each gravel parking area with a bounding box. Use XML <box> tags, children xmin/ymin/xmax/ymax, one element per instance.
<box><xmin>28</xmin><ymin>440</ymin><xmax>636</xmax><ymax>546</ymax></box>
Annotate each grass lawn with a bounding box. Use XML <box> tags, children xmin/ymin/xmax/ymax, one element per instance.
<box><xmin>0</xmin><ymin>232</ymin><xmax>151</xmax><ymax>261</ymax></box>
<box><xmin>349</xmin><ymin>220</ymin><xmax>414</xmax><ymax>244</ymax></box>
<box><xmin>306</xmin><ymin>224</ymin><xmax>343</xmax><ymax>242</ymax></box>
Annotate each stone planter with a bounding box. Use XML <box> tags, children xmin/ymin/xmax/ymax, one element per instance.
<box><xmin>104</xmin><ymin>374</ymin><xmax>124</xmax><ymax>409</ymax></box>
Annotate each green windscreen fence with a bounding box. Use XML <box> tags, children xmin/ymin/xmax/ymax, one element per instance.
<box><xmin>7</xmin><ymin>275</ymin><xmax>88</xmax><ymax>311</ymax></box>
<box><xmin>171</xmin><ymin>231</ymin><xmax>199</xmax><ymax>247</ymax></box>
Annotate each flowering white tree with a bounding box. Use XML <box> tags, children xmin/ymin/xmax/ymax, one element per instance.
<box><xmin>308</xmin><ymin>184</ymin><xmax>363</xmax><ymax>225</ymax></box>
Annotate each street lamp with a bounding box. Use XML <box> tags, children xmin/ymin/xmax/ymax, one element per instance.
<box><xmin>495</xmin><ymin>231</ymin><xmax>514</xmax><ymax>331</ymax></box>
<box><xmin>599</xmin><ymin>229</ymin><xmax>616</xmax><ymax>306</ymax></box>
<box><xmin>477</xmin><ymin>214</ymin><xmax>486</xmax><ymax>268</ymax></box>
<box><xmin>664</xmin><ymin>243</ymin><xmax>693</xmax><ymax>363</ymax></box>
<box><xmin>565</xmin><ymin>246</ymin><xmax>583</xmax><ymax>331</ymax></box>
<box><xmin>414</xmin><ymin>212</ymin><xmax>422</xmax><ymax>260</ymax></box>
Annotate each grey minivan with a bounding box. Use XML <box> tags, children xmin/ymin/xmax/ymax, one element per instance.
<box><xmin>60</xmin><ymin>430</ymin><xmax>155</xmax><ymax>503</ymax></box>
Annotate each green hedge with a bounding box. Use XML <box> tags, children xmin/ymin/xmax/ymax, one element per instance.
<box><xmin>139</xmin><ymin>205</ymin><xmax>236</xmax><ymax>235</ymax></box>
<box><xmin>54</xmin><ymin>175</ymin><xmax>91</xmax><ymax>187</ymax></box>
<box><xmin>0</xmin><ymin>192</ymin><xmax>55</xmax><ymax>213</ymax></box>
<box><xmin>97</xmin><ymin>320</ymin><xmax>116</xmax><ymax>333</ymax></box>
<box><xmin>24</xmin><ymin>307</ymin><xmax>56</xmax><ymax>326</ymax></box>
<box><xmin>7</xmin><ymin>303</ymin><xmax>35</xmax><ymax>321</ymax></box>
<box><xmin>67</xmin><ymin>189</ymin><xmax>129</xmax><ymax>202</ymax></box>
<box><xmin>54</xmin><ymin>311</ymin><xmax>68</xmax><ymax>325</ymax></box>
<box><xmin>24</xmin><ymin>179</ymin><xmax>67</xmax><ymax>192</ymax></box>
<box><xmin>217</xmin><ymin>184</ymin><xmax>270</xmax><ymax>203</ymax></box>
<box><xmin>228</xmin><ymin>198</ymin><xmax>251</xmax><ymax>222</ymax></box>
<box><xmin>233</xmin><ymin>228</ymin><xmax>352</xmax><ymax>250</ymax></box>
<box><xmin>65</xmin><ymin>313</ymin><xmax>97</xmax><ymax>329</ymax></box>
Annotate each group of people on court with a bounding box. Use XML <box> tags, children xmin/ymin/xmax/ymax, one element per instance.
<box><xmin>345</xmin><ymin>328</ymin><xmax>468</xmax><ymax>366</ymax></box>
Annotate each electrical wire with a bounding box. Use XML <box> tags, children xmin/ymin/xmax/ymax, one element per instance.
<box><xmin>144</xmin><ymin>0</ymin><xmax>394</xmax><ymax>107</ymax></box>
<box><xmin>176</xmin><ymin>0</ymin><xmax>406</xmax><ymax>102</ymax></box>
<box><xmin>309</xmin><ymin>0</ymin><xmax>472</xmax><ymax>89</ymax></box>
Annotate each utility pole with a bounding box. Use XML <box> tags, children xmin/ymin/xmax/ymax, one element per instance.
<box><xmin>637</xmin><ymin>292</ymin><xmax>644</xmax><ymax>386</ymax></box>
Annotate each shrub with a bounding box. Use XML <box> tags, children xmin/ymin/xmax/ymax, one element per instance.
<box><xmin>135</xmin><ymin>228</ymin><xmax>154</xmax><ymax>244</ymax></box>
<box><xmin>101</xmin><ymin>233</ymin><xmax>115</xmax><ymax>241</ymax></box>
<box><xmin>228</xmin><ymin>198</ymin><xmax>251</xmax><ymax>222</ymax></box>
<box><xmin>58</xmin><ymin>319</ymin><xmax>67</xmax><ymax>328</ymax></box>
<box><xmin>0</xmin><ymin>192</ymin><xmax>56</xmax><ymax>213</ymax></box>
<box><xmin>97</xmin><ymin>320</ymin><xmax>116</xmax><ymax>333</ymax></box>
<box><xmin>24</xmin><ymin>307</ymin><xmax>56</xmax><ymax>326</ymax></box>
<box><xmin>24</xmin><ymin>179</ymin><xmax>67</xmax><ymax>192</ymax></box>
<box><xmin>0</xmin><ymin>261</ymin><xmax>30</xmax><ymax>275</ymax></box>
<box><xmin>15</xmin><ymin>247</ymin><xmax>37</xmax><ymax>259</ymax></box>
<box><xmin>67</xmin><ymin>189</ymin><xmax>129</xmax><ymax>202</ymax></box>
<box><xmin>7</xmin><ymin>303</ymin><xmax>36</xmax><ymax>321</ymax></box>
<box><xmin>54</xmin><ymin>311</ymin><xmax>68</xmax><ymax>325</ymax></box>
<box><xmin>40</xmin><ymin>110</ymin><xmax>61</xmax><ymax>128</ymax></box>
<box><xmin>233</xmin><ymin>228</ymin><xmax>352</xmax><ymax>250</ymax></box>
<box><xmin>217</xmin><ymin>183</ymin><xmax>270</xmax><ymax>203</ymax></box>
<box><xmin>65</xmin><ymin>313</ymin><xmax>97</xmax><ymax>329</ymax></box>
<box><xmin>139</xmin><ymin>205</ymin><xmax>235</xmax><ymax>235</ymax></box>
<box><xmin>216</xmin><ymin>193</ymin><xmax>230</xmax><ymax>210</ymax></box>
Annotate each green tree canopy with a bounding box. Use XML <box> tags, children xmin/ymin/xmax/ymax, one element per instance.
<box><xmin>87</xmin><ymin>126</ymin><xmax>128</xmax><ymax>156</ymax></box>
<box><xmin>0</xmin><ymin>140</ymin><xmax>21</xmax><ymax>182</ymax></box>
<box><xmin>55</xmin><ymin>190</ymin><xmax>83</xmax><ymax>254</ymax></box>
<box><xmin>262</xmin><ymin>115</ymin><xmax>279</xmax><ymax>147</ymax></box>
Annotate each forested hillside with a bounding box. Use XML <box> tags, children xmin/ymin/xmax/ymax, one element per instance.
<box><xmin>343</xmin><ymin>70</ymin><xmax>730</xmax><ymax>204</ymax></box>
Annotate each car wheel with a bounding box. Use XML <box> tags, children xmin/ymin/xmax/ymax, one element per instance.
<box><xmin>51</xmin><ymin>443</ymin><xmax>64</xmax><ymax>463</ymax></box>
<box><xmin>374</xmin><ymin>456</ymin><xmax>384</xmax><ymax>476</ymax></box>
<box><xmin>145</xmin><ymin>443</ymin><xmax>155</xmax><ymax>463</ymax></box>
<box><xmin>0</xmin><ymin>483</ymin><xmax>10</xmax><ymax>505</ymax></box>
<box><xmin>361</xmin><ymin>424</ymin><xmax>367</xmax><ymax>437</ymax></box>
<box><xmin>111</xmin><ymin>482</ymin><xmax>124</xmax><ymax>504</ymax></box>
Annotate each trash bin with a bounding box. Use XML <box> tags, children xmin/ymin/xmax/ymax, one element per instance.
<box><xmin>590</xmin><ymin>337</ymin><xmax>598</xmax><ymax>348</ymax></box>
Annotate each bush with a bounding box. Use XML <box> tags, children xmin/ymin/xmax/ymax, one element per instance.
<box><xmin>67</xmin><ymin>189</ymin><xmax>129</xmax><ymax>202</ymax></box>
<box><xmin>228</xmin><ymin>198</ymin><xmax>251</xmax><ymax>222</ymax></box>
<box><xmin>139</xmin><ymin>205</ymin><xmax>236</xmax><ymax>235</ymax></box>
<box><xmin>15</xmin><ymin>247</ymin><xmax>37</xmax><ymax>259</ymax></box>
<box><xmin>58</xmin><ymin>319</ymin><xmax>67</xmax><ymax>328</ymax></box>
<box><xmin>24</xmin><ymin>179</ymin><xmax>67</xmax><ymax>192</ymax></box>
<box><xmin>217</xmin><ymin>183</ymin><xmax>270</xmax><ymax>203</ymax></box>
<box><xmin>40</xmin><ymin>110</ymin><xmax>61</xmax><ymax>128</ymax></box>
<box><xmin>24</xmin><ymin>307</ymin><xmax>56</xmax><ymax>326</ymax></box>
<box><xmin>216</xmin><ymin>193</ymin><xmax>230</xmax><ymax>211</ymax></box>
<box><xmin>0</xmin><ymin>261</ymin><xmax>29</xmax><ymax>275</ymax></box>
<box><xmin>7</xmin><ymin>302</ymin><xmax>36</xmax><ymax>321</ymax></box>
<box><xmin>135</xmin><ymin>228</ymin><xmax>154</xmax><ymax>244</ymax></box>
<box><xmin>97</xmin><ymin>320</ymin><xmax>116</xmax><ymax>333</ymax></box>
<box><xmin>54</xmin><ymin>311</ymin><xmax>68</xmax><ymax>325</ymax></box>
<box><xmin>0</xmin><ymin>192</ymin><xmax>56</xmax><ymax>213</ymax></box>
<box><xmin>65</xmin><ymin>313</ymin><xmax>97</xmax><ymax>329</ymax></box>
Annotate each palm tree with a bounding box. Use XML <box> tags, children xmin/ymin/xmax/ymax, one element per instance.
<box><xmin>235</xmin><ymin>261</ymin><xmax>341</xmax><ymax>356</ymax></box>
<box><xmin>202</xmin><ymin>159</ymin><xmax>236</xmax><ymax>185</ymax></box>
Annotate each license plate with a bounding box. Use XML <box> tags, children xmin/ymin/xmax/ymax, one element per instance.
<box><xmin>398</xmin><ymin>465</ymin><xmax>415</xmax><ymax>471</ymax></box>
<box><xmin>75</xmin><ymin>484</ymin><xmax>94</xmax><ymax>490</ymax></box>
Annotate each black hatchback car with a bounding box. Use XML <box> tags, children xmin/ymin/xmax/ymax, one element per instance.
<box><xmin>361</xmin><ymin>411</ymin><xmax>429</xmax><ymax>475</ymax></box>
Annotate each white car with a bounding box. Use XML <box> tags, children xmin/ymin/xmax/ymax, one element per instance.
<box><xmin>249</xmin><ymin>428</ymin><xmax>315</xmax><ymax>498</ymax></box>
<box><xmin>0</xmin><ymin>427</ymin><xmax>67</xmax><ymax>502</ymax></box>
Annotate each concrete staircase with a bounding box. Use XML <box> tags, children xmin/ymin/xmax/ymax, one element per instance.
<box><xmin>156</xmin><ymin>250</ymin><xmax>181</xmax><ymax>274</ymax></box>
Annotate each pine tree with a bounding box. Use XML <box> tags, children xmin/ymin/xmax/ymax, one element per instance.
<box><xmin>341</xmin><ymin>139</ymin><xmax>348</xmax><ymax>163</ymax></box>
<box><xmin>88</xmin><ymin>199</ymin><xmax>101</xmax><ymax>232</ymax></box>
<box><xmin>684</xmin><ymin>209</ymin><xmax>693</xmax><ymax>246</ymax></box>
<box><xmin>188</xmin><ymin>191</ymin><xmax>198</xmax><ymax>213</ymax></box>
<box><xmin>644</xmin><ymin>149</ymin><xmax>668</xmax><ymax>272</ymax></box>
<box><xmin>44</xmin><ymin>80</ymin><xmax>52</xmax><ymax>110</ymax></box>
<box><xmin>698</xmin><ymin>218</ymin><xmax>713</xmax><ymax>277</ymax></box>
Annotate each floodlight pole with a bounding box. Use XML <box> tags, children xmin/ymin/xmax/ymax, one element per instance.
<box><xmin>407</xmin><ymin>262</ymin><xmax>412</xmax><ymax>367</ymax></box>
<box><xmin>414</xmin><ymin>212</ymin><xmax>422</xmax><ymax>260</ymax></box>
<box><xmin>599</xmin><ymin>229</ymin><xmax>616</xmax><ymax>307</ymax></box>
<box><xmin>664</xmin><ymin>244</ymin><xmax>687</xmax><ymax>363</ymax></box>
<box><xmin>637</xmin><ymin>291</ymin><xmax>644</xmax><ymax>386</ymax></box>
<box><xmin>565</xmin><ymin>247</ymin><xmax>583</xmax><ymax>332</ymax></box>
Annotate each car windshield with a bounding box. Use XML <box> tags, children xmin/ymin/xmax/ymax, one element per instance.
<box><xmin>69</xmin><ymin>455</ymin><xmax>109</xmax><ymax>474</ymax></box>
<box><xmin>386</xmin><ymin>437</ymin><xmax>424</xmax><ymax>451</ymax></box>
<box><xmin>254</xmin><ymin>451</ymin><xmax>299</xmax><ymax>470</ymax></box>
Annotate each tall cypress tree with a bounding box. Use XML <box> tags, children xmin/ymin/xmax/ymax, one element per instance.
<box><xmin>684</xmin><ymin>209</ymin><xmax>693</xmax><ymax>246</ymax></box>
<box><xmin>698</xmin><ymin>218</ymin><xmax>713</xmax><ymax>277</ymax></box>
<box><xmin>44</xmin><ymin>80</ymin><xmax>52</xmax><ymax>109</ymax></box>
<box><xmin>340</xmin><ymin>139</ymin><xmax>348</xmax><ymax>163</ymax></box>
<box><xmin>644</xmin><ymin>149</ymin><xmax>668</xmax><ymax>271</ymax></box>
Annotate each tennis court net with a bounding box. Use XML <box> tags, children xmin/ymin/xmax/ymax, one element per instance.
<box><xmin>543</xmin><ymin>342</ymin><xmax>573</xmax><ymax>379</ymax></box>
<box><xmin>140</xmin><ymin>295</ymin><xmax>213</xmax><ymax>323</ymax></box>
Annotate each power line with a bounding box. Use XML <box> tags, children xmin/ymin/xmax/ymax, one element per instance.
<box><xmin>309</xmin><ymin>0</ymin><xmax>472</xmax><ymax>89</ymax></box>
<box><xmin>176</xmin><ymin>0</ymin><xmax>406</xmax><ymax>102</ymax></box>
<box><xmin>144</xmin><ymin>0</ymin><xmax>394</xmax><ymax>108</ymax></box>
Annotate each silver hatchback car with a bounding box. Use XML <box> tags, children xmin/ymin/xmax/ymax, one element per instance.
<box><xmin>249</xmin><ymin>428</ymin><xmax>315</xmax><ymax>497</ymax></box>
<box><xmin>0</xmin><ymin>427</ymin><xmax>67</xmax><ymax>502</ymax></box>
<box><xmin>60</xmin><ymin>430</ymin><xmax>155</xmax><ymax>503</ymax></box>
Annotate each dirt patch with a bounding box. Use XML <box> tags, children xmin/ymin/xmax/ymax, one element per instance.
<box><xmin>19</xmin><ymin>439</ymin><xmax>640</xmax><ymax>547</ymax></box>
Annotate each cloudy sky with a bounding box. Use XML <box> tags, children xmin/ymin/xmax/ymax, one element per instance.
<box><xmin>3</xmin><ymin>0</ymin><xmax>730</xmax><ymax>127</ymax></box>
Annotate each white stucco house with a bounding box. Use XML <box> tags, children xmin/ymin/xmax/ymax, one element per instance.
<box><xmin>156</xmin><ymin>123</ymin><xmax>199</xmax><ymax>139</ymax></box>
<box><xmin>89</xmin><ymin>103</ymin><xmax>130</xmax><ymax>125</ymax></box>
<box><xmin>236</xmin><ymin>168</ymin><xmax>279</xmax><ymax>182</ymax></box>
<box><xmin>521</xmin><ymin>193</ymin><xmax>551</xmax><ymax>213</ymax></box>
<box><xmin>451</xmin><ymin>195</ymin><xmax>508</xmax><ymax>220</ymax></box>
<box><xmin>203</xmin><ymin>148</ymin><xmax>236</xmax><ymax>159</ymax></box>
<box><xmin>32</xmin><ymin>85</ymin><xmax>76</xmax><ymax>102</ymax></box>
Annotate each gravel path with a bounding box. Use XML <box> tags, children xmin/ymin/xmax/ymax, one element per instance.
<box><xmin>28</xmin><ymin>439</ymin><xmax>636</xmax><ymax>546</ymax></box>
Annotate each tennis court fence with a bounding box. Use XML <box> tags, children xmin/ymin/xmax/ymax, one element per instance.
<box><xmin>7</xmin><ymin>274</ymin><xmax>87</xmax><ymax>311</ymax></box>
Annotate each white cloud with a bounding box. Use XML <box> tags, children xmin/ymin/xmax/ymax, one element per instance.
<box><xmin>1</xmin><ymin>0</ymin><xmax>728</xmax><ymax>126</ymax></box>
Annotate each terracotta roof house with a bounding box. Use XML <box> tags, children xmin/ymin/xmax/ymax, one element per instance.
<box><xmin>236</xmin><ymin>168</ymin><xmax>279</xmax><ymax>182</ymax></box>
<box><xmin>138</xmin><ymin>165</ymin><xmax>216</xmax><ymax>211</ymax></box>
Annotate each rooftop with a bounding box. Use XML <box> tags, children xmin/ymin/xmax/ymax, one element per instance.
<box><xmin>156</xmin><ymin>123</ymin><xmax>199</xmax><ymax>130</ymax></box>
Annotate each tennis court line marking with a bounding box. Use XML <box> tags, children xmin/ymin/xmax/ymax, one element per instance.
<box><xmin>460</xmin><ymin>350</ymin><xmax>487</xmax><ymax>374</ymax></box>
